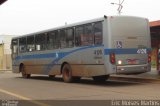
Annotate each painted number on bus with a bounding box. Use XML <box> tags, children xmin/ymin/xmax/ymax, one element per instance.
<box><xmin>137</xmin><ymin>49</ymin><xmax>147</xmax><ymax>54</ymax></box>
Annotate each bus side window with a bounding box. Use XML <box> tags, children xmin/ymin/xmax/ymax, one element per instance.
<box><xmin>11</xmin><ymin>39</ymin><xmax>18</xmax><ymax>54</ymax></box>
<box><xmin>27</xmin><ymin>36</ymin><xmax>35</xmax><ymax>52</ymax></box>
<box><xmin>60</xmin><ymin>30</ymin><xmax>66</xmax><ymax>48</ymax></box>
<box><xmin>82</xmin><ymin>24</ymin><xmax>93</xmax><ymax>46</ymax></box>
<box><xmin>66</xmin><ymin>28</ymin><xmax>74</xmax><ymax>48</ymax></box>
<box><xmin>54</xmin><ymin>31</ymin><xmax>60</xmax><ymax>49</ymax></box>
<box><xmin>47</xmin><ymin>32</ymin><xmax>54</xmax><ymax>50</ymax></box>
<box><xmin>19</xmin><ymin>37</ymin><xmax>27</xmax><ymax>53</ymax></box>
<box><xmin>75</xmin><ymin>26</ymin><xmax>83</xmax><ymax>46</ymax></box>
<box><xmin>47</xmin><ymin>31</ymin><xmax>59</xmax><ymax>49</ymax></box>
<box><xmin>35</xmin><ymin>34</ymin><xmax>46</xmax><ymax>51</ymax></box>
<box><xmin>94</xmin><ymin>22</ymin><xmax>102</xmax><ymax>45</ymax></box>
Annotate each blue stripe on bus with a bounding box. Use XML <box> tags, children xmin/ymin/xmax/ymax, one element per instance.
<box><xmin>15</xmin><ymin>46</ymin><xmax>151</xmax><ymax>74</ymax></box>
<box><xmin>15</xmin><ymin>45</ymin><xmax>102</xmax><ymax>60</ymax></box>
<box><xmin>104</xmin><ymin>48</ymin><xmax>149</xmax><ymax>55</ymax></box>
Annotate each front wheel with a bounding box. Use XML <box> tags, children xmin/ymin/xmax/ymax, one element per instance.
<box><xmin>21</xmin><ymin>65</ymin><xmax>31</xmax><ymax>78</ymax></box>
<box><xmin>93</xmin><ymin>75</ymin><xmax>110</xmax><ymax>82</ymax></box>
<box><xmin>62</xmin><ymin>64</ymin><xmax>73</xmax><ymax>83</ymax></box>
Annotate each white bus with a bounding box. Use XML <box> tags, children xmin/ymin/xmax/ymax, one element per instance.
<box><xmin>11</xmin><ymin>16</ymin><xmax>151</xmax><ymax>82</ymax></box>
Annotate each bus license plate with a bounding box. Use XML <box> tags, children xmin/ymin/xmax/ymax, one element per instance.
<box><xmin>126</xmin><ymin>59</ymin><xmax>138</xmax><ymax>64</ymax></box>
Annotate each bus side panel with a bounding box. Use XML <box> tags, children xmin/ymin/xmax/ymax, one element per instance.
<box><xmin>33</xmin><ymin>58</ymin><xmax>52</xmax><ymax>74</ymax></box>
<box><xmin>48</xmin><ymin>65</ymin><xmax>61</xmax><ymax>75</ymax></box>
<box><xmin>58</xmin><ymin>47</ymin><xmax>106</xmax><ymax>77</ymax></box>
<box><xmin>71</xmin><ymin>65</ymin><xmax>105</xmax><ymax>77</ymax></box>
<box><xmin>102</xmin><ymin>19</ymin><xmax>116</xmax><ymax>75</ymax></box>
<box><xmin>29</xmin><ymin>50</ymin><xmax>61</xmax><ymax>75</ymax></box>
<box><xmin>19</xmin><ymin>58</ymin><xmax>36</xmax><ymax>74</ymax></box>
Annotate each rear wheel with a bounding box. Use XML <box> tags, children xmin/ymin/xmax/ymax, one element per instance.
<box><xmin>21</xmin><ymin>65</ymin><xmax>31</xmax><ymax>78</ymax></box>
<box><xmin>62</xmin><ymin>64</ymin><xmax>73</xmax><ymax>83</ymax></box>
<box><xmin>93</xmin><ymin>75</ymin><xmax>109</xmax><ymax>82</ymax></box>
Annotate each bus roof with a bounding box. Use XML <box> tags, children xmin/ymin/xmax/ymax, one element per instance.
<box><xmin>12</xmin><ymin>17</ymin><xmax>105</xmax><ymax>39</ymax></box>
<box><xmin>12</xmin><ymin>15</ymin><xmax>147</xmax><ymax>39</ymax></box>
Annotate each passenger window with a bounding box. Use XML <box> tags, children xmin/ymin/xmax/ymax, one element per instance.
<box><xmin>47</xmin><ymin>31</ymin><xmax>59</xmax><ymax>49</ymax></box>
<box><xmin>11</xmin><ymin>39</ymin><xmax>18</xmax><ymax>54</ymax></box>
<box><xmin>66</xmin><ymin>28</ymin><xmax>74</xmax><ymax>48</ymax></box>
<box><xmin>54</xmin><ymin>31</ymin><xmax>60</xmax><ymax>49</ymax></box>
<box><xmin>81</xmin><ymin>24</ymin><xmax>93</xmax><ymax>46</ymax></box>
<box><xmin>19</xmin><ymin>37</ymin><xmax>27</xmax><ymax>53</ymax></box>
<box><xmin>75</xmin><ymin>26</ymin><xmax>83</xmax><ymax>46</ymax></box>
<box><xmin>94</xmin><ymin>22</ymin><xmax>102</xmax><ymax>45</ymax></box>
<box><xmin>35</xmin><ymin>34</ymin><xmax>46</xmax><ymax>51</ymax></box>
<box><xmin>60</xmin><ymin>30</ymin><xmax>66</xmax><ymax>48</ymax></box>
<box><xmin>27</xmin><ymin>36</ymin><xmax>35</xmax><ymax>52</ymax></box>
<box><xmin>47</xmin><ymin>32</ymin><xmax>55</xmax><ymax>50</ymax></box>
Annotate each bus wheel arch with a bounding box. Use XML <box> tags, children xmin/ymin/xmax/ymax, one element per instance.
<box><xmin>19</xmin><ymin>63</ymin><xmax>31</xmax><ymax>78</ymax></box>
<box><xmin>19</xmin><ymin>63</ymin><xmax>24</xmax><ymax>72</ymax></box>
<box><xmin>61</xmin><ymin>62</ymin><xmax>68</xmax><ymax>74</ymax></box>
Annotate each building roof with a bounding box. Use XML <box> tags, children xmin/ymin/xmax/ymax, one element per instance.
<box><xmin>150</xmin><ymin>20</ymin><xmax>160</xmax><ymax>27</ymax></box>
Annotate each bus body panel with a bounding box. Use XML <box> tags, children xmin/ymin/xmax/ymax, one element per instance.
<box><xmin>103</xmin><ymin>16</ymin><xmax>151</xmax><ymax>75</ymax></box>
<box><xmin>57</xmin><ymin>46</ymin><xmax>106</xmax><ymax>77</ymax></box>
<box><xmin>11</xmin><ymin>16</ymin><xmax>151</xmax><ymax>77</ymax></box>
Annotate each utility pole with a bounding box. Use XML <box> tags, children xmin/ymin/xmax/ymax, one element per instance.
<box><xmin>111</xmin><ymin>0</ymin><xmax>124</xmax><ymax>15</ymax></box>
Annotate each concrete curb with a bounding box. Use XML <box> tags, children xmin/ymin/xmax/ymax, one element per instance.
<box><xmin>0</xmin><ymin>70</ymin><xmax>12</xmax><ymax>73</ymax></box>
<box><xmin>0</xmin><ymin>69</ymin><xmax>12</xmax><ymax>71</ymax></box>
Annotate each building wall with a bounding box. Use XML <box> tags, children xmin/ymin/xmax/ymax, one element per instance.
<box><xmin>0</xmin><ymin>35</ymin><xmax>13</xmax><ymax>70</ymax></box>
<box><xmin>150</xmin><ymin>20</ymin><xmax>160</xmax><ymax>70</ymax></box>
<box><xmin>0</xmin><ymin>44</ymin><xmax>4</xmax><ymax>69</ymax></box>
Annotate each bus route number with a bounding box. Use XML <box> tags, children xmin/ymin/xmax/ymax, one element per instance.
<box><xmin>137</xmin><ymin>49</ymin><xmax>147</xmax><ymax>54</ymax></box>
<box><xmin>94</xmin><ymin>50</ymin><xmax>102</xmax><ymax>56</ymax></box>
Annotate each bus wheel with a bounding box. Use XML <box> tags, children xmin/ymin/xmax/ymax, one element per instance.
<box><xmin>21</xmin><ymin>65</ymin><xmax>30</xmax><ymax>78</ymax></box>
<box><xmin>92</xmin><ymin>75</ymin><xmax>109</xmax><ymax>82</ymax></box>
<box><xmin>62</xmin><ymin>64</ymin><xmax>73</xmax><ymax>83</ymax></box>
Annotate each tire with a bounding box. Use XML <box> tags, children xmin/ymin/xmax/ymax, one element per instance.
<box><xmin>21</xmin><ymin>65</ymin><xmax>31</xmax><ymax>78</ymax></box>
<box><xmin>93</xmin><ymin>75</ymin><xmax>110</xmax><ymax>82</ymax></box>
<box><xmin>62</xmin><ymin>64</ymin><xmax>73</xmax><ymax>83</ymax></box>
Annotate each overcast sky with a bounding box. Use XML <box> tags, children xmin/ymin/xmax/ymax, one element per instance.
<box><xmin>0</xmin><ymin>0</ymin><xmax>160</xmax><ymax>36</ymax></box>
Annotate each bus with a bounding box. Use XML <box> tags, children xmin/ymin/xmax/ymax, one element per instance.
<box><xmin>11</xmin><ymin>16</ymin><xmax>151</xmax><ymax>83</ymax></box>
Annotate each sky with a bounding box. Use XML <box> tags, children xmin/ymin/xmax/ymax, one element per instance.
<box><xmin>0</xmin><ymin>0</ymin><xmax>160</xmax><ymax>36</ymax></box>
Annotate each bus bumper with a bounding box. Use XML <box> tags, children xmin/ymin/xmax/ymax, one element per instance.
<box><xmin>116</xmin><ymin>64</ymin><xmax>151</xmax><ymax>75</ymax></box>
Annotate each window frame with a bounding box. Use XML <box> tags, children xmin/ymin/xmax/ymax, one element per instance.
<box><xmin>19</xmin><ymin>37</ymin><xmax>27</xmax><ymax>53</ymax></box>
<box><xmin>93</xmin><ymin>21</ymin><xmax>103</xmax><ymax>45</ymax></box>
<box><xmin>11</xmin><ymin>39</ymin><xmax>18</xmax><ymax>54</ymax></box>
<box><xmin>82</xmin><ymin>23</ymin><xmax>94</xmax><ymax>46</ymax></box>
<box><xmin>66</xmin><ymin>28</ymin><xmax>74</xmax><ymax>48</ymax></box>
<box><xmin>35</xmin><ymin>33</ymin><xmax>46</xmax><ymax>51</ymax></box>
<box><xmin>27</xmin><ymin>35</ymin><xmax>35</xmax><ymax>52</ymax></box>
<box><xmin>75</xmin><ymin>25</ymin><xmax>84</xmax><ymax>47</ymax></box>
<box><xmin>46</xmin><ymin>30</ymin><xmax>59</xmax><ymax>50</ymax></box>
<box><xmin>59</xmin><ymin>29</ymin><xmax>67</xmax><ymax>48</ymax></box>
